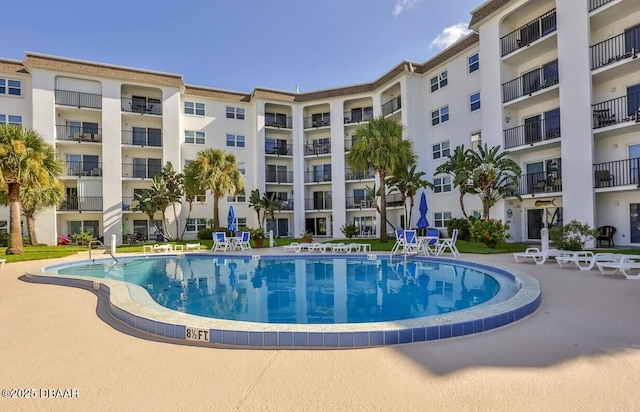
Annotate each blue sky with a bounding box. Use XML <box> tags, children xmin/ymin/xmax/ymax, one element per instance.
<box><xmin>2</xmin><ymin>0</ymin><xmax>482</xmax><ymax>93</ymax></box>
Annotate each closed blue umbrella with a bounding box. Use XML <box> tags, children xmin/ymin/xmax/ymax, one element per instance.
<box><xmin>416</xmin><ymin>192</ymin><xmax>429</xmax><ymax>231</ymax></box>
<box><xmin>227</xmin><ymin>205</ymin><xmax>237</xmax><ymax>235</ymax></box>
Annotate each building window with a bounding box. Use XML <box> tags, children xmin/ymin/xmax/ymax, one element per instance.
<box><xmin>431</xmin><ymin>106</ymin><xmax>449</xmax><ymax>126</ymax></box>
<box><xmin>432</xmin><ymin>141</ymin><xmax>450</xmax><ymax>160</ymax></box>
<box><xmin>434</xmin><ymin>212</ymin><xmax>452</xmax><ymax>228</ymax></box>
<box><xmin>226</xmin><ymin>106</ymin><xmax>245</xmax><ymax>120</ymax></box>
<box><xmin>185</xmin><ymin>130</ymin><xmax>205</xmax><ymax>144</ymax></box>
<box><xmin>0</xmin><ymin>220</ymin><xmax>7</xmax><ymax>234</ymax></box>
<box><xmin>237</xmin><ymin>217</ymin><xmax>247</xmax><ymax>228</ymax></box>
<box><xmin>471</xmin><ymin>210</ymin><xmax>482</xmax><ymax>219</ymax></box>
<box><xmin>227</xmin><ymin>190</ymin><xmax>246</xmax><ymax>203</ymax></box>
<box><xmin>471</xmin><ymin>131</ymin><xmax>482</xmax><ymax>150</ymax></box>
<box><xmin>433</xmin><ymin>177</ymin><xmax>452</xmax><ymax>193</ymax></box>
<box><xmin>226</xmin><ymin>134</ymin><xmax>245</xmax><ymax>147</ymax></box>
<box><xmin>186</xmin><ymin>218</ymin><xmax>207</xmax><ymax>232</ymax></box>
<box><xmin>0</xmin><ymin>114</ymin><xmax>22</xmax><ymax>126</ymax></box>
<box><xmin>0</xmin><ymin>79</ymin><xmax>21</xmax><ymax>96</ymax></box>
<box><xmin>238</xmin><ymin>162</ymin><xmax>246</xmax><ymax>174</ymax></box>
<box><xmin>468</xmin><ymin>53</ymin><xmax>479</xmax><ymax>73</ymax></box>
<box><xmin>470</xmin><ymin>92</ymin><xmax>481</xmax><ymax>112</ymax></box>
<box><xmin>430</xmin><ymin>70</ymin><xmax>448</xmax><ymax>92</ymax></box>
<box><xmin>185</xmin><ymin>101</ymin><xmax>205</xmax><ymax>116</ymax></box>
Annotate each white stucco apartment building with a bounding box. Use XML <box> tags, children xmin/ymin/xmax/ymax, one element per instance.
<box><xmin>0</xmin><ymin>0</ymin><xmax>638</xmax><ymax>246</ymax></box>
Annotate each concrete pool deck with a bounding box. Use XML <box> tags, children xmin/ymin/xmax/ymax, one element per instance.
<box><xmin>1</xmin><ymin>249</ymin><xmax>639</xmax><ymax>411</ymax></box>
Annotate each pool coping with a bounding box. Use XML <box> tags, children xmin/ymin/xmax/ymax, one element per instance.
<box><xmin>25</xmin><ymin>253</ymin><xmax>542</xmax><ymax>349</ymax></box>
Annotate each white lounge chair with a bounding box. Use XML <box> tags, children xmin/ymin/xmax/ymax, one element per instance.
<box><xmin>331</xmin><ymin>243</ymin><xmax>347</xmax><ymax>252</ymax></box>
<box><xmin>555</xmin><ymin>251</ymin><xmax>623</xmax><ymax>271</ymax></box>
<box><xmin>596</xmin><ymin>255</ymin><xmax>640</xmax><ymax>279</ymax></box>
<box><xmin>513</xmin><ymin>247</ymin><xmax>566</xmax><ymax>265</ymax></box>
<box><xmin>283</xmin><ymin>243</ymin><xmax>302</xmax><ymax>253</ymax></box>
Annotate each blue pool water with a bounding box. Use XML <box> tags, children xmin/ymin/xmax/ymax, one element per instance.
<box><xmin>54</xmin><ymin>255</ymin><xmax>515</xmax><ymax>325</ymax></box>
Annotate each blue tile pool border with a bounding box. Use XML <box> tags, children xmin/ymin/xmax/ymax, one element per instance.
<box><xmin>25</xmin><ymin>253</ymin><xmax>542</xmax><ymax>349</ymax></box>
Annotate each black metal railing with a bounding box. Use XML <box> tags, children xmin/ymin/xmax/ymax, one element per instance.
<box><xmin>504</xmin><ymin>116</ymin><xmax>561</xmax><ymax>149</ymax></box>
<box><xmin>589</xmin><ymin>0</ymin><xmax>616</xmax><ymax>12</ymax></box>
<box><xmin>592</xmin><ymin>92</ymin><xmax>640</xmax><ymax>128</ymax></box>
<box><xmin>265</xmin><ymin>142</ymin><xmax>292</xmax><ymax>155</ymax></box>
<box><xmin>265</xmin><ymin>170</ymin><xmax>293</xmax><ymax>183</ymax></box>
<box><xmin>590</xmin><ymin>32</ymin><xmax>639</xmax><ymax>70</ymax></box>
<box><xmin>304</xmin><ymin>142</ymin><xmax>331</xmax><ymax>155</ymax></box>
<box><xmin>63</xmin><ymin>161</ymin><xmax>103</xmax><ymax>177</ymax></box>
<box><xmin>343</xmin><ymin>108</ymin><xmax>373</xmax><ymax>124</ymax></box>
<box><xmin>506</xmin><ymin>171</ymin><xmax>562</xmax><ymax>196</ymax></box>
<box><xmin>381</xmin><ymin>96</ymin><xmax>401</xmax><ymax>116</ymax></box>
<box><xmin>121</xmin><ymin>129</ymin><xmax>163</xmax><ymax>146</ymax></box>
<box><xmin>121</xmin><ymin>163</ymin><xmax>162</xmax><ymax>179</ymax></box>
<box><xmin>59</xmin><ymin>196</ymin><xmax>103</xmax><ymax>211</ymax></box>
<box><xmin>121</xmin><ymin>97</ymin><xmax>162</xmax><ymax>115</ymax></box>
<box><xmin>344</xmin><ymin>138</ymin><xmax>358</xmax><ymax>152</ymax></box>
<box><xmin>502</xmin><ymin>60</ymin><xmax>559</xmax><ymax>103</ymax></box>
<box><xmin>303</xmin><ymin>115</ymin><xmax>331</xmax><ymax>129</ymax></box>
<box><xmin>304</xmin><ymin>171</ymin><xmax>332</xmax><ymax>183</ymax></box>
<box><xmin>593</xmin><ymin>157</ymin><xmax>640</xmax><ymax>188</ymax></box>
<box><xmin>345</xmin><ymin>197</ymin><xmax>374</xmax><ymax>209</ymax></box>
<box><xmin>278</xmin><ymin>199</ymin><xmax>294</xmax><ymax>210</ymax></box>
<box><xmin>500</xmin><ymin>9</ymin><xmax>557</xmax><ymax>57</ymax></box>
<box><xmin>56</xmin><ymin>124</ymin><xmax>102</xmax><ymax>142</ymax></box>
<box><xmin>305</xmin><ymin>197</ymin><xmax>332</xmax><ymax>210</ymax></box>
<box><xmin>55</xmin><ymin>89</ymin><xmax>102</xmax><ymax>109</ymax></box>
<box><xmin>345</xmin><ymin>168</ymin><xmax>375</xmax><ymax>180</ymax></box>
<box><xmin>265</xmin><ymin>115</ymin><xmax>292</xmax><ymax>129</ymax></box>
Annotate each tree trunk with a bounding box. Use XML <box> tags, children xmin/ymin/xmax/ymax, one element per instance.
<box><xmin>379</xmin><ymin>172</ymin><xmax>388</xmax><ymax>242</ymax></box>
<box><xmin>180</xmin><ymin>201</ymin><xmax>194</xmax><ymax>239</ymax></box>
<box><xmin>172</xmin><ymin>203</ymin><xmax>181</xmax><ymax>240</ymax></box>
<box><xmin>7</xmin><ymin>183</ymin><xmax>23</xmax><ymax>255</ymax></box>
<box><xmin>25</xmin><ymin>212</ymin><xmax>38</xmax><ymax>246</ymax></box>
<box><xmin>459</xmin><ymin>194</ymin><xmax>469</xmax><ymax>219</ymax></box>
<box><xmin>213</xmin><ymin>195</ymin><xmax>220</xmax><ymax>229</ymax></box>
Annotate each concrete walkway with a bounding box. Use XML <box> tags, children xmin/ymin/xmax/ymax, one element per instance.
<box><xmin>1</xmin><ymin>250</ymin><xmax>639</xmax><ymax>411</ymax></box>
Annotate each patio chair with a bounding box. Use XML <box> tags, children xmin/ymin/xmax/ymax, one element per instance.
<box><xmin>390</xmin><ymin>229</ymin><xmax>405</xmax><ymax>256</ymax></box>
<box><xmin>401</xmin><ymin>230</ymin><xmax>421</xmax><ymax>255</ymax></box>
<box><xmin>513</xmin><ymin>247</ymin><xmax>568</xmax><ymax>265</ymax></box>
<box><xmin>237</xmin><ymin>231</ymin><xmax>252</xmax><ymax>251</ymax></box>
<box><xmin>283</xmin><ymin>243</ymin><xmax>302</xmax><ymax>253</ymax></box>
<box><xmin>555</xmin><ymin>251</ymin><xmax>623</xmax><ymax>271</ymax></box>
<box><xmin>434</xmin><ymin>229</ymin><xmax>460</xmax><ymax>257</ymax></box>
<box><xmin>593</xmin><ymin>109</ymin><xmax>616</xmax><ymax>127</ymax></box>
<box><xmin>596</xmin><ymin>256</ymin><xmax>640</xmax><ymax>279</ymax></box>
<box><xmin>596</xmin><ymin>225</ymin><xmax>616</xmax><ymax>247</ymax></box>
<box><xmin>211</xmin><ymin>232</ymin><xmax>229</xmax><ymax>252</ymax></box>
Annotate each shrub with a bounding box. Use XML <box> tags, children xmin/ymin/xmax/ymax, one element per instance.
<box><xmin>197</xmin><ymin>227</ymin><xmax>214</xmax><ymax>240</ymax></box>
<box><xmin>71</xmin><ymin>232</ymin><xmax>93</xmax><ymax>245</ymax></box>
<box><xmin>340</xmin><ymin>222</ymin><xmax>358</xmax><ymax>239</ymax></box>
<box><xmin>549</xmin><ymin>220</ymin><xmax>599</xmax><ymax>251</ymax></box>
<box><xmin>446</xmin><ymin>218</ymin><xmax>473</xmax><ymax>241</ymax></box>
<box><xmin>469</xmin><ymin>218</ymin><xmax>510</xmax><ymax>248</ymax></box>
<box><xmin>0</xmin><ymin>233</ymin><xmax>7</xmax><ymax>247</ymax></box>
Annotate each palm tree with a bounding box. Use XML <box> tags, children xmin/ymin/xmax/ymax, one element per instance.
<box><xmin>347</xmin><ymin>116</ymin><xmax>415</xmax><ymax>242</ymax></box>
<box><xmin>160</xmin><ymin>162</ymin><xmax>184</xmax><ymax>239</ymax></box>
<box><xmin>19</xmin><ymin>183</ymin><xmax>64</xmax><ymax>246</ymax></box>
<box><xmin>0</xmin><ymin>125</ymin><xmax>63</xmax><ymax>254</ymax></box>
<box><xmin>191</xmin><ymin>149</ymin><xmax>244</xmax><ymax>228</ymax></box>
<box><xmin>388</xmin><ymin>164</ymin><xmax>432</xmax><ymax>228</ymax></box>
<box><xmin>248</xmin><ymin>189</ymin><xmax>264</xmax><ymax>228</ymax></box>
<box><xmin>435</xmin><ymin>145</ymin><xmax>473</xmax><ymax>219</ymax></box>
<box><xmin>466</xmin><ymin>144</ymin><xmax>521</xmax><ymax>219</ymax></box>
<box><xmin>262</xmin><ymin>192</ymin><xmax>283</xmax><ymax>231</ymax></box>
<box><xmin>180</xmin><ymin>161</ymin><xmax>206</xmax><ymax>239</ymax></box>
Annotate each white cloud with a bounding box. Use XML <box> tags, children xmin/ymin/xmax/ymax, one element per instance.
<box><xmin>429</xmin><ymin>23</ymin><xmax>472</xmax><ymax>50</ymax></box>
<box><xmin>392</xmin><ymin>0</ymin><xmax>422</xmax><ymax>17</ymax></box>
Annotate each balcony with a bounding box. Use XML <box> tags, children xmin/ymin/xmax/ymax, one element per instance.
<box><xmin>265</xmin><ymin>142</ymin><xmax>292</xmax><ymax>156</ymax></box>
<box><xmin>506</xmin><ymin>171</ymin><xmax>563</xmax><ymax>196</ymax></box>
<box><xmin>345</xmin><ymin>197</ymin><xmax>374</xmax><ymax>209</ymax></box>
<box><xmin>386</xmin><ymin>192</ymin><xmax>404</xmax><ymax>207</ymax></box>
<box><xmin>502</xmin><ymin>60</ymin><xmax>558</xmax><ymax>103</ymax></box>
<box><xmin>121</xmin><ymin>129</ymin><xmax>163</xmax><ymax>146</ymax></box>
<box><xmin>121</xmin><ymin>197</ymin><xmax>138</xmax><ymax>212</ymax></box>
<box><xmin>590</xmin><ymin>32</ymin><xmax>639</xmax><ymax>71</ymax></box>
<box><xmin>501</xmin><ymin>9</ymin><xmax>556</xmax><ymax>57</ymax></box>
<box><xmin>121</xmin><ymin>97</ymin><xmax>162</xmax><ymax>115</ymax></box>
<box><xmin>55</xmin><ymin>89</ymin><xmax>102</xmax><ymax>109</ymax></box>
<box><xmin>589</xmin><ymin>0</ymin><xmax>618</xmax><ymax>12</ymax></box>
<box><xmin>265</xmin><ymin>170</ymin><xmax>293</xmax><ymax>184</ymax></box>
<box><xmin>59</xmin><ymin>196</ymin><xmax>103</xmax><ymax>212</ymax></box>
<box><xmin>56</xmin><ymin>124</ymin><xmax>102</xmax><ymax>143</ymax></box>
<box><xmin>122</xmin><ymin>163</ymin><xmax>162</xmax><ymax>179</ymax></box>
<box><xmin>345</xmin><ymin>168</ymin><xmax>375</xmax><ymax>180</ymax></box>
<box><xmin>304</xmin><ymin>198</ymin><xmax>332</xmax><ymax>210</ymax></box>
<box><xmin>278</xmin><ymin>199</ymin><xmax>294</xmax><ymax>211</ymax></box>
<box><xmin>63</xmin><ymin>161</ymin><xmax>102</xmax><ymax>177</ymax></box>
<box><xmin>265</xmin><ymin>115</ymin><xmax>292</xmax><ymax>129</ymax></box>
<box><xmin>593</xmin><ymin>157</ymin><xmax>640</xmax><ymax>188</ymax></box>
<box><xmin>592</xmin><ymin>93</ymin><xmax>640</xmax><ymax>129</ymax></box>
<box><xmin>381</xmin><ymin>96</ymin><xmax>401</xmax><ymax>116</ymax></box>
<box><xmin>304</xmin><ymin>171</ymin><xmax>332</xmax><ymax>183</ymax></box>
<box><xmin>304</xmin><ymin>142</ymin><xmax>331</xmax><ymax>156</ymax></box>
<box><xmin>504</xmin><ymin>116</ymin><xmax>561</xmax><ymax>149</ymax></box>
<box><xmin>303</xmin><ymin>115</ymin><xmax>330</xmax><ymax>129</ymax></box>
<box><xmin>343</xmin><ymin>108</ymin><xmax>373</xmax><ymax>124</ymax></box>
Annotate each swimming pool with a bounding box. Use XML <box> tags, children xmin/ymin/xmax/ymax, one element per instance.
<box><xmin>27</xmin><ymin>253</ymin><xmax>541</xmax><ymax>348</ymax></box>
